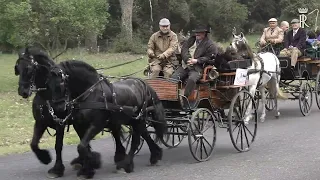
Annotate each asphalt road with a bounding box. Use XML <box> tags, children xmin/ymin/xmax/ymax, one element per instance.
<box><xmin>1</xmin><ymin>100</ymin><xmax>320</xmax><ymax>180</ymax></box>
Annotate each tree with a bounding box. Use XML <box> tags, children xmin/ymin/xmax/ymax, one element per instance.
<box><xmin>119</xmin><ymin>0</ymin><xmax>134</xmax><ymax>41</ymax></box>
<box><xmin>0</xmin><ymin>0</ymin><xmax>109</xmax><ymax>53</ymax></box>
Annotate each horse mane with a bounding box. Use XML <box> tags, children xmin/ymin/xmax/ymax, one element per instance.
<box><xmin>21</xmin><ymin>46</ymin><xmax>55</xmax><ymax>66</ymax></box>
<box><xmin>59</xmin><ymin>60</ymin><xmax>99</xmax><ymax>83</ymax></box>
<box><xmin>239</xmin><ymin>43</ymin><xmax>254</xmax><ymax>59</ymax></box>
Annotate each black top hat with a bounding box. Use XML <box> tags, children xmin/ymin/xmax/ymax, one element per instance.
<box><xmin>192</xmin><ymin>24</ymin><xmax>210</xmax><ymax>33</ymax></box>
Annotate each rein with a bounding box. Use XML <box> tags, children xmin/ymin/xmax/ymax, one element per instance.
<box><xmin>95</xmin><ymin>57</ymin><xmax>144</xmax><ymax>71</ymax></box>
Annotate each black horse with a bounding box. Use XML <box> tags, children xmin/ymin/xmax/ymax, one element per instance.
<box><xmin>14</xmin><ymin>47</ymin><xmax>98</xmax><ymax>178</ymax></box>
<box><xmin>46</xmin><ymin>60</ymin><xmax>166</xmax><ymax>179</ymax></box>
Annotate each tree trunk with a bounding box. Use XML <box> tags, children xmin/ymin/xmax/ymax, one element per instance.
<box><xmin>85</xmin><ymin>31</ymin><xmax>98</xmax><ymax>54</ymax></box>
<box><xmin>158</xmin><ymin>0</ymin><xmax>169</xmax><ymax>19</ymax></box>
<box><xmin>119</xmin><ymin>0</ymin><xmax>133</xmax><ymax>41</ymax></box>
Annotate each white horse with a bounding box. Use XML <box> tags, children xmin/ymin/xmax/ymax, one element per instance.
<box><xmin>231</xmin><ymin>32</ymin><xmax>283</xmax><ymax>123</ymax></box>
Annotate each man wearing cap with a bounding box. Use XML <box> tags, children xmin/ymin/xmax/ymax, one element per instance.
<box><xmin>147</xmin><ymin>18</ymin><xmax>179</xmax><ymax>78</ymax></box>
<box><xmin>279</xmin><ymin>19</ymin><xmax>306</xmax><ymax>70</ymax></box>
<box><xmin>171</xmin><ymin>25</ymin><xmax>218</xmax><ymax>104</ymax></box>
<box><xmin>260</xmin><ymin>18</ymin><xmax>284</xmax><ymax>47</ymax></box>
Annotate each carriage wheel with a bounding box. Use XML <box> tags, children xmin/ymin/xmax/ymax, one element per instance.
<box><xmin>188</xmin><ymin>108</ymin><xmax>216</xmax><ymax>162</ymax></box>
<box><xmin>161</xmin><ymin>120</ymin><xmax>185</xmax><ymax>148</ymax></box>
<box><xmin>265</xmin><ymin>91</ymin><xmax>276</xmax><ymax>111</ymax></box>
<box><xmin>315</xmin><ymin>71</ymin><xmax>320</xmax><ymax>110</ymax></box>
<box><xmin>228</xmin><ymin>90</ymin><xmax>258</xmax><ymax>152</ymax></box>
<box><xmin>254</xmin><ymin>91</ymin><xmax>260</xmax><ymax>110</ymax></box>
<box><xmin>121</xmin><ymin>125</ymin><xmax>144</xmax><ymax>155</ymax></box>
<box><xmin>299</xmin><ymin>82</ymin><xmax>313</xmax><ymax>116</ymax></box>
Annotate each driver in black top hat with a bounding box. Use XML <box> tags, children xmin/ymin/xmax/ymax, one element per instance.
<box><xmin>171</xmin><ymin>24</ymin><xmax>218</xmax><ymax>104</ymax></box>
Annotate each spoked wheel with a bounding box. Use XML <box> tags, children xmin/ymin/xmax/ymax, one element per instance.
<box><xmin>265</xmin><ymin>90</ymin><xmax>276</xmax><ymax>111</ymax></box>
<box><xmin>228</xmin><ymin>90</ymin><xmax>258</xmax><ymax>152</ymax></box>
<box><xmin>188</xmin><ymin>108</ymin><xmax>216</xmax><ymax>162</ymax></box>
<box><xmin>121</xmin><ymin>125</ymin><xmax>144</xmax><ymax>155</ymax></box>
<box><xmin>161</xmin><ymin>120</ymin><xmax>185</xmax><ymax>148</ymax></box>
<box><xmin>315</xmin><ymin>71</ymin><xmax>320</xmax><ymax>109</ymax></box>
<box><xmin>299</xmin><ymin>82</ymin><xmax>313</xmax><ymax>116</ymax></box>
<box><xmin>254</xmin><ymin>91</ymin><xmax>260</xmax><ymax>110</ymax></box>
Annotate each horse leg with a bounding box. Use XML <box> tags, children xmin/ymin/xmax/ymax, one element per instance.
<box><xmin>139</xmin><ymin>121</ymin><xmax>162</xmax><ymax>165</ymax></box>
<box><xmin>30</xmin><ymin>122</ymin><xmax>52</xmax><ymax>164</ymax></box>
<box><xmin>259</xmin><ymin>86</ymin><xmax>266</xmax><ymax>122</ymax></box>
<box><xmin>47</xmin><ymin>125</ymin><xmax>65</xmax><ymax>178</ymax></box>
<box><xmin>111</xmin><ymin>124</ymin><xmax>126</xmax><ymax>164</ymax></box>
<box><xmin>70</xmin><ymin>122</ymin><xmax>92</xmax><ymax>170</ymax></box>
<box><xmin>77</xmin><ymin>124</ymin><xmax>104</xmax><ymax>179</ymax></box>
<box><xmin>271</xmin><ymin>77</ymin><xmax>281</xmax><ymax>118</ymax></box>
<box><xmin>116</xmin><ymin>122</ymin><xmax>140</xmax><ymax>173</ymax></box>
<box><xmin>244</xmin><ymin>84</ymin><xmax>257</xmax><ymax>124</ymax></box>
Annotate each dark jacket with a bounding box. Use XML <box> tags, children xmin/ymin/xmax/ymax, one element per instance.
<box><xmin>181</xmin><ymin>36</ymin><xmax>218</xmax><ymax>73</ymax></box>
<box><xmin>284</xmin><ymin>28</ymin><xmax>307</xmax><ymax>51</ymax></box>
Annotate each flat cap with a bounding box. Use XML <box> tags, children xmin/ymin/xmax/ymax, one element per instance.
<box><xmin>268</xmin><ymin>18</ymin><xmax>277</xmax><ymax>22</ymax></box>
<box><xmin>159</xmin><ymin>18</ymin><xmax>170</xmax><ymax>26</ymax></box>
<box><xmin>291</xmin><ymin>19</ymin><xmax>300</xmax><ymax>24</ymax></box>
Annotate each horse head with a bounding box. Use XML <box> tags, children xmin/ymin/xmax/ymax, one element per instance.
<box><xmin>231</xmin><ymin>32</ymin><xmax>253</xmax><ymax>59</ymax></box>
<box><xmin>14</xmin><ymin>46</ymin><xmax>55</xmax><ymax>98</ymax></box>
<box><xmin>47</xmin><ymin>60</ymin><xmax>100</xmax><ymax>112</ymax></box>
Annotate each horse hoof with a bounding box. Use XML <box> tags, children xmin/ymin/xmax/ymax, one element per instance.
<box><xmin>72</xmin><ymin>163</ymin><xmax>82</xmax><ymax>170</ymax></box>
<box><xmin>77</xmin><ymin>169</ymin><xmax>95</xmax><ymax>180</ymax></box>
<box><xmin>38</xmin><ymin>149</ymin><xmax>52</xmax><ymax>165</ymax></box>
<box><xmin>47</xmin><ymin>164</ymin><xmax>65</xmax><ymax>179</ymax></box>
<box><xmin>112</xmin><ymin>169</ymin><xmax>127</xmax><ymax>174</ymax></box>
<box><xmin>124</xmin><ymin>164</ymin><xmax>134</xmax><ymax>173</ymax></box>
<box><xmin>260</xmin><ymin>118</ymin><xmax>265</xmax><ymax>123</ymax></box>
<box><xmin>47</xmin><ymin>173</ymin><xmax>63</xmax><ymax>179</ymax></box>
<box><xmin>150</xmin><ymin>148</ymin><xmax>163</xmax><ymax>165</ymax></box>
<box><xmin>77</xmin><ymin>175</ymin><xmax>92</xmax><ymax>180</ymax></box>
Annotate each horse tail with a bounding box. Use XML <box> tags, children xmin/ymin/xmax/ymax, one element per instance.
<box><xmin>148</xmin><ymin>86</ymin><xmax>167</xmax><ymax>142</ymax></box>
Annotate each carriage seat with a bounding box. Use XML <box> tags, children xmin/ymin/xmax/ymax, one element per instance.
<box><xmin>200</xmin><ymin>59</ymin><xmax>251</xmax><ymax>83</ymax></box>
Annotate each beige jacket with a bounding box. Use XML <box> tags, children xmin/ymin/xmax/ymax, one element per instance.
<box><xmin>260</xmin><ymin>26</ymin><xmax>284</xmax><ymax>44</ymax></box>
<box><xmin>147</xmin><ymin>31</ymin><xmax>178</xmax><ymax>63</ymax></box>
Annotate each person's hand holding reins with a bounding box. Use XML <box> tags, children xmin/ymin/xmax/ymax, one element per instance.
<box><xmin>157</xmin><ymin>53</ymin><xmax>166</xmax><ymax>60</ymax></box>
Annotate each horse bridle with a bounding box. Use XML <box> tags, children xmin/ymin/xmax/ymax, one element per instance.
<box><xmin>16</xmin><ymin>55</ymin><xmax>48</xmax><ymax>92</ymax></box>
<box><xmin>50</xmin><ymin>68</ymin><xmax>70</xmax><ymax>108</ymax></box>
<box><xmin>231</xmin><ymin>37</ymin><xmax>251</xmax><ymax>58</ymax></box>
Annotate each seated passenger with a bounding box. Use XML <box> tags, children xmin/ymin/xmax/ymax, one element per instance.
<box><xmin>171</xmin><ymin>25</ymin><xmax>218</xmax><ymax>100</ymax></box>
<box><xmin>279</xmin><ymin>19</ymin><xmax>307</xmax><ymax>69</ymax></box>
<box><xmin>306</xmin><ymin>30</ymin><xmax>319</xmax><ymax>48</ymax></box>
<box><xmin>147</xmin><ymin>18</ymin><xmax>179</xmax><ymax>78</ymax></box>
<box><xmin>280</xmin><ymin>21</ymin><xmax>289</xmax><ymax>37</ymax></box>
<box><xmin>260</xmin><ymin>18</ymin><xmax>284</xmax><ymax>48</ymax></box>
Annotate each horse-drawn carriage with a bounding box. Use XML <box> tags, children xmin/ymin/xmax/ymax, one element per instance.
<box><xmin>125</xmin><ymin>58</ymin><xmax>258</xmax><ymax>162</ymax></box>
<box><xmin>259</xmin><ymin>42</ymin><xmax>320</xmax><ymax>116</ymax></box>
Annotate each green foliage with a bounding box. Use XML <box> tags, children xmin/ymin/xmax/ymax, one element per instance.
<box><xmin>1</xmin><ymin>0</ymin><xmax>320</xmax><ymax>52</ymax></box>
<box><xmin>109</xmin><ymin>33</ymin><xmax>146</xmax><ymax>54</ymax></box>
<box><xmin>0</xmin><ymin>0</ymin><xmax>109</xmax><ymax>51</ymax></box>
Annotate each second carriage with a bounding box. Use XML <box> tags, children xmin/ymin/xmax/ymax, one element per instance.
<box><xmin>122</xmin><ymin>59</ymin><xmax>258</xmax><ymax>162</ymax></box>
<box><xmin>258</xmin><ymin>43</ymin><xmax>320</xmax><ymax>116</ymax></box>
